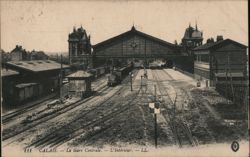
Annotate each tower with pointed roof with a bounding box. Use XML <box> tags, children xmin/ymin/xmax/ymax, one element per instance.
<box><xmin>68</xmin><ymin>26</ymin><xmax>92</xmax><ymax>67</ymax></box>
<box><xmin>181</xmin><ymin>23</ymin><xmax>203</xmax><ymax>54</ymax></box>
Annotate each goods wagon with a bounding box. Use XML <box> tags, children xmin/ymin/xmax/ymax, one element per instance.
<box><xmin>14</xmin><ymin>83</ymin><xmax>41</xmax><ymax>104</ymax></box>
<box><xmin>87</xmin><ymin>66</ymin><xmax>111</xmax><ymax>78</ymax></box>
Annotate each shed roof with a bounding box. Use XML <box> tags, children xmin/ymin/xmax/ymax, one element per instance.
<box><xmin>1</xmin><ymin>68</ymin><xmax>19</xmax><ymax>77</ymax></box>
<box><xmin>193</xmin><ymin>39</ymin><xmax>247</xmax><ymax>51</ymax></box>
<box><xmin>66</xmin><ymin>70</ymin><xmax>93</xmax><ymax>79</ymax></box>
<box><xmin>6</xmin><ymin>60</ymin><xmax>70</xmax><ymax>73</ymax></box>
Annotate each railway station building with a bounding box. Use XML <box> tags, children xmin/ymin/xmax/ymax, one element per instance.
<box><xmin>68</xmin><ymin>26</ymin><xmax>201</xmax><ymax>72</ymax></box>
<box><xmin>193</xmin><ymin>37</ymin><xmax>248</xmax><ymax>104</ymax></box>
<box><xmin>67</xmin><ymin>25</ymin><xmax>248</xmax><ymax>105</ymax></box>
<box><xmin>68</xmin><ymin>25</ymin><xmax>204</xmax><ymax>73</ymax></box>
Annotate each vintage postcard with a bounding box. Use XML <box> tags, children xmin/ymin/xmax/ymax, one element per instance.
<box><xmin>1</xmin><ymin>0</ymin><xmax>249</xmax><ymax>157</ymax></box>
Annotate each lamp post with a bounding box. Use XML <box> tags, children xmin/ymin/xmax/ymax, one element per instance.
<box><xmin>141</xmin><ymin>75</ymin><xmax>143</xmax><ymax>89</ymax></box>
<box><xmin>129</xmin><ymin>72</ymin><xmax>133</xmax><ymax>91</ymax></box>
<box><xmin>154</xmin><ymin>84</ymin><xmax>157</xmax><ymax>148</ymax></box>
<box><xmin>154</xmin><ymin>113</ymin><xmax>158</xmax><ymax>148</ymax></box>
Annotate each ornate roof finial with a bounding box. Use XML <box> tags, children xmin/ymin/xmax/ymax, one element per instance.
<box><xmin>189</xmin><ymin>22</ymin><xmax>191</xmax><ymax>28</ymax></box>
<box><xmin>131</xmin><ymin>22</ymin><xmax>136</xmax><ymax>31</ymax></box>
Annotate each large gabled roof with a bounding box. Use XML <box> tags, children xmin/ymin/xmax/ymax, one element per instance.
<box><xmin>93</xmin><ymin>26</ymin><xmax>181</xmax><ymax>49</ymax></box>
<box><xmin>193</xmin><ymin>39</ymin><xmax>247</xmax><ymax>51</ymax></box>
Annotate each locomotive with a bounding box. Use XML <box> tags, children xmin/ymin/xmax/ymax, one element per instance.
<box><xmin>107</xmin><ymin>63</ymin><xmax>133</xmax><ymax>86</ymax></box>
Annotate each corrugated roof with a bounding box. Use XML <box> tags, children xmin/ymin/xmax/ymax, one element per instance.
<box><xmin>193</xmin><ymin>39</ymin><xmax>247</xmax><ymax>51</ymax></box>
<box><xmin>1</xmin><ymin>68</ymin><xmax>19</xmax><ymax>77</ymax></box>
<box><xmin>66</xmin><ymin>70</ymin><xmax>92</xmax><ymax>79</ymax></box>
<box><xmin>6</xmin><ymin>60</ymin><xmax>70</xmax><ymax>73</ymax></box>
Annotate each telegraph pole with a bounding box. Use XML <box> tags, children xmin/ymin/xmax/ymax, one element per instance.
<box><xmin>154</xmin><ymin>113</ymin><xmax>158</xmax><ymax>148</ymax></box>
<box><xmin>154</xmin><ymin>84</ymin><xmax>157</xmax><ymax>101</ymax></box>
<box><xmin>141</xmin><ymin>75</ymin><xmax>143</xmax><ymax>89</ymax></box>
<box><xmin>130</xmin><ymin>72</ymin><xmax>133</xmax><ymax>91</ymax></box>
<box><xmin>154</xmin><ymin>84</ymin><xmax>158</xmax><ymax>148</ymax></box>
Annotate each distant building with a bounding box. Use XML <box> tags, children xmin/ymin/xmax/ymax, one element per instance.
<box><xmin>181</xmin><ymin>24</ymin><xmax>203</xmax><ymax>54</ymax></box>
<box><xmin>30</xmin><ymin>50</ymin><xmax>49</xmax><ymax>60</ymax></box>
<box><xmin>1</xmin><ymin>49</ymin><xmax>11</xmax><ymax>63</ymax></box>
<box><xmin>68</xmin><ymin>26</ymin><xmax>92</xmax><ymax>68</ymax></box>
<box><xmin>10</xmin><ymin>45</ymin><xmax>28</xmax><ymax>61</ymax></box>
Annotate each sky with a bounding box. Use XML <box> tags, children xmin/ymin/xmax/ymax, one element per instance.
<box><xmin>0</xmin><ymin>0</ymin><xmax>248</xmax><ymax>53</ymax></box>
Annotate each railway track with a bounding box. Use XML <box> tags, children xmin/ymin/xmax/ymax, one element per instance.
<box><xmin>26</xmin><ymin>74</ymin><xmax>140</xmax><ymax>149</ymax></box>
<box><xmin>2</xmin><ymin>95</ymin><xmax>57</xmax><ymax>124</ymax></box>
<box><xmin>151</xmin><ymin>69</ymin><xmax>197</xmax><ymax>147</ymax></box>
<box><xmin>161</xmin><ymin>69</ymin><xmax>174</xmax><ymax>80</ymax></box>
<box><xmin>2</xmin><ymin>76</ymin><xmax>107</xmax><ymax>125</ymax></box>
<box><xmin>2</xmin><ymin>84</ymin><xmax>110</xmax><ymax>142</ymax></box>
<box><xmin>42</xmin><ymin>93</ymin><xmax>139</xmax><ymax>149</ymax></box>
<box><xmin>3</xmin><ymin>69</ymin><xmax>139</xmax><ymax>148</ymax></box>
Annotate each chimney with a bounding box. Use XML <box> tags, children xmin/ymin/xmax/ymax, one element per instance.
<box><xmin>207</xmin><ymin>38</ymin><xmax>215</xmax><ymax>44</ymax></box>
<box><xmin>216</xmin><ymin>35</ymin><xmax>223</xmax><ymax>42</ymax></box>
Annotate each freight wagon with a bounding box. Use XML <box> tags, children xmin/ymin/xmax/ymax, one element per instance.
<box><xmin>87</xmin><ymin>66</ymin><xmax>111</xmax><ymax>78</ymax></box>
<box><xmin>14</xmin><ymin>83</ymin><xmax>43</xmax><ymax>105</ymax></box>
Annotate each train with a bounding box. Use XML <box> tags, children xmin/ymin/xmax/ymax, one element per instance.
<box><xmin>87</xmin><ymin>66</ymin><xmax>111</xmax><ymax>78</ymax></box>
<box><xmin>107</xmin><ymin>63</ymin><xmax>133</xmax><ymax>86</ymax></box>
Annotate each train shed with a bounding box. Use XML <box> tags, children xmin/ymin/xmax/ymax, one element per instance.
<box><xmin>3</xmin><ymin>60</ymin><xmax>70</xmax><ymax>106</ymax></box>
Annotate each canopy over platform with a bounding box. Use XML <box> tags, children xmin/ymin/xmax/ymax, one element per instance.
<box><xmin>66</xmin><ymin>70</ymin><xmax>93</xmax><ymax>80</ymax></box>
